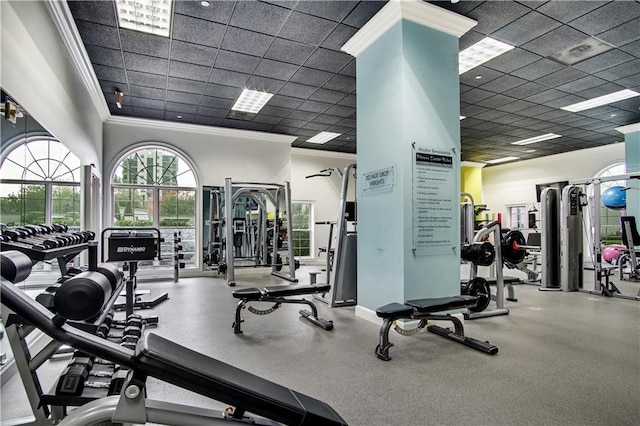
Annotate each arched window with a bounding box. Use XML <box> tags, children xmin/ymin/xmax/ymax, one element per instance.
<box><xmin>0</xmin><ymin>137</ymin><xmax>81</xmax><ymax>228</ymax></box>
<box><xmin>111</xmin><ymin>146</ymin><xmax>198</xmax><ymax>269</ymax></box>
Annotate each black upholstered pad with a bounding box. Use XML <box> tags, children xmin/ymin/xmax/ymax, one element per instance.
<box><xmin>232</xmin><ymin>287</ymin><xmax>262</xmax><ymax>299</ymax></box>
<box><xmin>406</xmin><ymin>295</ymin><xmax>477</xmax><ymax>312</ymax></box>
<box><xmin>376</xmin><ymin>303</ymin><xmax>414</xmax><ymax>318</ymax></box>
<box><xmin>461</xmin><ymin>276</ymin><xmax>521</xmax><ymax>285</ymax></box>
<box><xmin>262</xmin><ymin>284</ymin><xmax>330</xmax><ymax>297</ymax></box>
<box><xmin>136</xmin><ymin>333</ymin><xmax>347</xmax><ymax>426</ymax></box>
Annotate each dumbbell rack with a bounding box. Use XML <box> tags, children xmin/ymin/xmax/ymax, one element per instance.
<box><xmin>0</xmin><ymin>244</ymin><xmax>130</xmax><ymax>422</ymax></box>
<box><xmin>0</xmin><ymin>239</ymin><xmax>88</xmax><ymax>277</ymax></box>
<box><xmin>173</xmin><ymin>231</ymin><xmax>185</xmax><ymax>282</ymax></box>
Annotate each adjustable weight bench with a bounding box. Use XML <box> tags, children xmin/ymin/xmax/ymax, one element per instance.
<box><xmin>375</xmin><ymin>295</ymin><xmax>499</xmax><ymax>361</ymax></box>
<box><xmin>233</xmin><ymin>284</ymin><xmax>334</xmax><ymax>334</ymax></box>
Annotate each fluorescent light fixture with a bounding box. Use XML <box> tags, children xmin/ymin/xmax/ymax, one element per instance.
<box><xmin>460</xmin><ymin>116</ymin><xmax>466</xmax><ymax>120</ymax></box>
<box><xmin>116</xmin><ymin>0</ymin><xmax>173</xmax><ymax>37</ymax></box>
<box><xmin>459</xmin><ymin>37</ymin><xmax>514</xmax><ymax>74</ymax></box>
<box><xmin>525</xmin><ymin>149</ymin><xmax>536</xmax><ymax>153</ymax></box>
<box><xmin>307</xmin><ymin>132</ymin><xmax>341</xmax><ymax>144</ymax></box>
<box><xmin>511</xmin><ymin>133</ymin><xmax>562</xmax><ymax>146</ymax></box>
<box><xmin>231</xmin><ymin>89</ymin><xmax>274</xmax><ymax>113</ymax></box>
<box><xmin>561</xmin><ymin>89</ymin><xmax>640</xmax><ymax>112</ymax></box>
<box><xmin>485</xmin><ymin>156</ymin><xmax>520</xmax><ymax>164</ymax></box>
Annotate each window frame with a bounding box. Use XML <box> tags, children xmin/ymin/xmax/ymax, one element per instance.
<box><xmin>290</xmin><ymin>201</ymin><xmax>314</xmax><ymax>260</ymax></box>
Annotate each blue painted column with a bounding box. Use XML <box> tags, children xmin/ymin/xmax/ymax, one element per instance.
<box><xmin>342</xmin><ymin>1</ymin><xmax>476</xmax><ymax>314</ymax></box>
<box><xmin>617</xmin><ymin>123</ymin><xmax>640</xmax><ymax>219</ymax></box>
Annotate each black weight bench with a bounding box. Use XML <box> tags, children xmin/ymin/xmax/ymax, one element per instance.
<box><xmin>232</xmin><ymin>284</ymin><xmax>334</xmax><ymax>334</ymax></box>
<box><xmin>375</xmin><ymin>295</ymin><xmax>498</xmax><ymax>361</ymax></box>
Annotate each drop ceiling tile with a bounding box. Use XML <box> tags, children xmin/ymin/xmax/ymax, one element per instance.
<box><xmin>556</xmin><ymin>75</ymin><xmax>609</xmax><ymax>94</ymax></box>
<box><xmin>264</xmin><ymin>38</ymin><xmax>315</xmax><ymax>65</ymax></box>
<box><xmin>166</xmin><ymin>113</ymin><xmax>194</xmax><ymax>123</ymax></box>
<box><xmin>309</xmin><ymin>88</ymin><xmax>347</xmax><ymax>104</ymax></box>
<box><xmin>290</xmin><ymin>67</ymin><xmax>333</xmax><ymax>86</ymax></box>
<box><xmin>502</xmin><ymin>81</ymin><xmax>548</xmax><ymax>99</ymax></box>
<box><xmin>74</xmin><ymin>21</ymin><xmax>119</xmax><ymax>49</ymax></box>
<box><xmin>620</xmin><ymin>39</ymin><xmax>640</xmax><ymax>57</ymax></box>
<box><xmin>208</xmin><ymin>68</ymin><xmax>251</xmax><ymax>88</ymax></box>
<box><xmin>93</xmin><ymin>64</ymin><xmax>127</xmax><ymax>83</ymax></box>
<box><xmin>479</xmin><ymin>75</ymin><xmax>528</xmax><ymax>93</ymax></box>
<box><xmin>470</xmin><ymin>121</ymin><xmax>502</xmax><ymax>131</ymax></box>
<box><xmin>174</xmin><ymin>1</ymin><xmax>234</xmax><ymax>24</ymax></box>
<box><xmin>133</xmin><ymin>107</ymin><xmax>165</xmax><ymax>119</ymax></box>
<box><xmin>339</xmin><ymin>59</ymin><xmax>356</xmax><ymax>77</ymax></box>
<box><xmin>460</xmin><ymin>105</ymin><xmax>490</xmax><ymax>117</ymax></box>
<box><xmin>173</xmin><ymin>14</ymin><xmax>226</xmax><ymax>48</ymax></box>
<box><xmin>536</xmin><ymin>1</ymin><xmax>607</xmax><ymax>23</ymax></box>
<box><xmin>222</xmin><ymin>27</ymin><xmax>274</xmax><ymax>57</ymax></box>
<box><xmin>214</xmin><ymin>50</ymin><xmax>260</xmax><ymax>74</ymax></box>
<box><xmin>85</xmin><ymin>45</ymin><xmax>124</xmax><ymax>68</ymax></box>
<box><xmin>338</xmin><ymin>94</ymin><xmax>356</xmax><ymax>107</ymax></box>
<box><xmin>197</xmin><ymin>106</ymin><xmax>228</xmax><ymax>118</ymax></box>
<box><xmin>615</xmin><ymin>73</ymin><xmax>640</xmax><ymax>89</ymax></box>
<box><xmin>521</xmin><ymin>25</ymin><xmax>590</xmax><ymax>57</ymax></box>
<box><xmin>495</xmin><ymin>100</ymin><xmax>536</xmax><ymax>113</ymax></box>
<box><xmin>321</xmin><ymin>24</ymin><xmax>359</xmax><ymax>51</ymax></box>
<box><xmin>68</xmin><ymin>1</ymin><xmax>117</xmax><ymax>26</ymax></box>
<box><xmin>222</xmin><ymin>119</ymin><xmax>250</xmax><ymax>129</ymax></box>
<box><xmin>472</xmin><ymin>110</ymin><xmax>508</xmax><ymax>121</ymax></box>
<box><xmin>297</xmin><ymin>100</ymin><xmax>332</xmax><ymax>113</ymax></box>
<box><xmin>511</xmin><ymin>58</ymin><xmax>565</xmax><ymax>80</ymax></box>
<box><xmin>169</xmin><ymin>61</ymin><xmax>211</xmax><ymax>81</ymax></box>
<box><xmin>204</xmin><ymin>84</ymin><xmax>242</xmax><ymax>100</ymax></box>
<box><xmin>523</xmin><ymin>89</ymin><xmax>567</xmax><ymax>103</ymax></box>
<box><xmin>287</xmin><ymin>110</ymin><xmax>318</xmax><ymax>121</ymax></box>
<box><xmin>460</xmin><ymin>88</ymin><xmax>495</xmax><ymax>104</ymax></box>
<box><xmin>278</xmin><ymin>118</ymin><xmax>307</xmax><ymax>128</ymax></box>
<box><xmin>131</xmin><ymin>97</ymin><xmax>165</xmax><ymax>110</ymax></box>
<box><xmin>537</xmin><ymin>68</ymin><xmax>588</xmax><ymax>88</ymax></box>
<box><xmin>476</xmin><ymin>94</ymin><xmax>518</xmax><ymax>109</ymax></box>
<box><xmin>468</xmin><ymin>1</ymin><xmax>530</xmax><ymax>34</ymax></box>
<box><xmin>279</xmin><ymin>11</ymin><xmax>336</xmax><ymax>45</ymax></box>
<box><xmin>459</xmin><ymin>30</ymin><xmax>486</xmax><ymax>51</ymax></box>
<box><xmin>167</xmin><ymin>77</ymin><xmax>205</xmax><ymax>94</ymax></box>
<box><xmin>486</xmin><ymin>49</ymin><xmax>542</xmax><ymax>74</ymax></box>
<box><xmin>304</xmin><ymin>48</ymin><xmax>352</xmax><ymax>73</ymax></box>
<box><xmin>595</xmin><ymin>59</ymin><xmax>640</xmax><ymax>81</ymax></box>
<box><xmin>295</xmin><ymin>1</ymin><xmax>357</xmax><ymax>22</ymax></box>
<box><xmin>570</xmin><ymin>2</ymin><xmax>640</xmax><ymax>35</ymax></box>
<box><xmin>461</xmin><ymin>67</ymin><xmax>503</xmax><ymax>87</ymax></box>
<box><xmin>491</xmin><ymin>114</ymin><xmax>529</xmax><ymax>125</ymax></box>
<box><xmin>248</xmin><ymin>122</ymin><xmax>276</xmax><ymax>132</ymax></box>
<box><xmin>314</xmin><ymin>114</ymin><xmax>343</xmax><ymax>125</ymax></box>
<box><xmin>200</xmin><ymin>96</ymin><xmax>233</xmax><ymax>109</ymax></box>
<box><xmin>303</xmin><ymin>121</ymin><xmax>330</xmax><ymax>131</ymax></box>
<box><xmin>127</xmin><ymin>71</ymin><xmax>167</xmax><ymax>89</ymax></box>
<box><xmin>120</xmin><ymin>30</ymin><xmax>169</xmax><ymax>57</ymax></box>
<box><xmin>610</xmin><ymin>96</ymin><xmax>640</xmax><ymax>112</ymax></box>
<box><xmin>251</xmin><ymin>114</ymin><xmax>284</xmax><ymax>125</ymax></box>
<box><xmin>492</xmin><ymin>11</ymin><xmax>562</xmax><ymax>45</ymax></box>
<box><xmin>100</xmin><ymin>80</ymin><xmax>128</xmax><ymax>95</ymax></box>
<box><xmin>124</xmin><ymin>52</ymin><xmax>168</xmax><ymax>75</ymax></box>
<box><xmin>572</xmin><ymin>49</ymin><xmax>635</xmax><ymax>75</ymax></box>
<box><xmin>324</xmin><ymin>105</ymin><xmax>355</xmax><ymax>117</ymax></box>
<box><xmin>278</xmin><ymin>82</ymin><xmax>317</xmax><ymax>99</ymax></box>
<box><xmin>109</xmin><ymin>104</ymin><xmax>133</xmax><ymax>115</ymax></box>
<box><xmin>254</xmin><ymin>59</ymin><xmax>299</xmax><ymax>81</ymax></box>
<box><xmin>268</xmin><ymin>95</ymin><xmax>304</xmax><ymax>109</ymax></box>
<box><xmin>167</xmin><ymin>91</ymin><xmax>202</xmax><ymax>105</ymax></box>
<box><xmin>546</xmin><ymin>94</ymin><xmax>588</xmax><ymax>109</ymax></box>
<box><xmin>517</xmin><ymin>104</ymin><xmax>555</xmax><ymax>117</ymax></box>
<box><xmin>272</xmin><ymin>125</ymin><xmax>299</xmax><ymax>134</ymax></box>
<box><xmin>165</xmin><ymin>102</ymin><xmax>198</xmax><ymax>115</ymax></box>
<box><xmin>243</xmin><ymin>76</ymin><xmax>284</xmax><ymax>94</ymax></box>
<box><xmin>261</xmin><ymin>105</ymin><xmax>293</xmax><ymax>117</ymax></box>
<box><xmin>230</xmin><ymin>1</ymin><xmax>290</xmax><ymax>36</ymax></box>
<box><xmin>596</xmin><ymin>17</ymin><xmax>640</xmax><ymax>47</ymax></box>
<box><xmin>343</xmin><ymin>1</ymin><xmax>386</xmax><ymax>28</ymax></box>
<box><xmin>170</xmin><ymin>40</ymin><xmax>217</xmax><ymax>67</ymax></box>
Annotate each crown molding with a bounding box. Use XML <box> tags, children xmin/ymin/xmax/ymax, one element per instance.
<box><xmin>292</xmin><ymin>147</ymin><xmax>357</xmax><ymax>160</ymax></box>
<box><xmin>45</xmin><ymin>0</ymin><xmax>110</xmax><ymax>121</ymax></box>
<box><xmin>615</xmin><ymin>123</ymin><xmax>640</xmax><ymax>135</ymax></box>
<box><xmin>461</xmin><ymin>161</ymin><xmax>486</xmax><ymax>168</ymax></box>
<box><xmin>342</xmin><ymin>0</ymin><xmax>477</xmax><ymax>57</ymax></box>
<box><xmin>106</xmin><ymin>116</ymin><xmax>299</xmax><ymax>144</ymax></box>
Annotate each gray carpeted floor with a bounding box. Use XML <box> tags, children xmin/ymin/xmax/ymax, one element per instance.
<box><xmin>2</xmin><ymin>267</ymin><xmax>639</xmax><ymax>425</ymax></box>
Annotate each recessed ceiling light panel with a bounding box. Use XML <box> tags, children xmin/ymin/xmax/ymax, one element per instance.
<box><xmin>116</xmin><ymin>0</ymin><xmax>173</xmax><ymax>37</ymax></box>
<box><xmin>231</xmin><ymin>89</ymin><xmax>274</xmax><ymax>114</ymax></box>
<box><xmin>561</xmin><ymin>89</ymin><xmax>640</xmax><ymax>113</ymax></box>
<box><xmin>307</xmin><ymin>132</ymin><xmax>341</xmax><ymax>144</ymax></box>
<box><xmin>485</xmin><ymin>156</ymin><xmax>520</xmax><ymax>164</ymax></box>
<box><xmin>511</xmin><ymin>133</ymin><xmax>562</xmax><ymax>146</ymax></box>
<box><xmin>459</xmin><ymin>37</ymin><xmax>514</xmax><ymax>75</ymax></box>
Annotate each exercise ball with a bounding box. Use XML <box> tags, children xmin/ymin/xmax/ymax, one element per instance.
<box><xmin>602</xmin><ymin>244</ymin><xmax>626</xmax><ymax>264</ymax></box>
<box><xmin>601</xmin><ymin>186</ymin><xmax>626</xmax><ymax>210</ymax></box>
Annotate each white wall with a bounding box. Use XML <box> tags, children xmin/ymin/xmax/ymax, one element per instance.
<box><xmin>483</xmin><ymin>143</ymin><xmax>626</xmax><ymax>220</ymax></box>
<box><xmin>1</xmin><ymin>1</ymin><xmax>103</xmax><ymax>166</ymax></box>
<box><xmin>290</xmin><ymin>149</ymin><xmax>356</xmax><ymax>260</ymax></box>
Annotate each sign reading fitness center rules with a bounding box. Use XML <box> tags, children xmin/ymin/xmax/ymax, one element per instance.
<box><xmin>412</xmin><ymin>144</ymin><xmax>456</xmax><ymax>254</ymax></box>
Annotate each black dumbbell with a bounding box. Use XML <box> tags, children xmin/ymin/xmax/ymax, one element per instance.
<box><xmin>56</xmin><ymin>356</ymin><xmax>94</xmax><ymax>396</ymax></box>
<box><xmin>4</xmin><ymin>229</ymin><xmax>58</xmax><ymax>249</ymax></box>
<box><xmin>123</xmin><ymin>325</ymin><xmax>142</xmax><ymax>339</ymax></box>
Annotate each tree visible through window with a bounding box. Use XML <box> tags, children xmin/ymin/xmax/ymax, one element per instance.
<box><xmin>291</xmin><ymin>202</ymin><xmax>313</xmax><ymax>257</ymax></box>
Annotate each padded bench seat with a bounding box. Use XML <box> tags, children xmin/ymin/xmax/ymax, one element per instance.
<box><xmin>136</xmin><ymin>333</ymin><xmax>346</xmax><ymax>425</ymax></box>
<box><xmin>232</xmin><ymin>284</ymin><xmax>334</xmax><ymax>334</ymax></box>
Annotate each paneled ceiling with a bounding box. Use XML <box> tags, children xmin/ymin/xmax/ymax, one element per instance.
<box><xmin>67</xmin><ymin>0</ymin><xmax>640</xmax><ymax>162</ymax></box>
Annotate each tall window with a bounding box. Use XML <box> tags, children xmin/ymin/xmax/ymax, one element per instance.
<box><xmin>508</xmin><ymin>205</ymin><xmax>527</xmax><ymax>229</ymax></box>
<box><xmin>595</xmin><ymin>163</ymin><xmax>626</xmax><ymax>245</ymax></box>
<box><xmin>0</xmin><ymin>138</ymin><xmax>81</xmax><ymax>228</ymax></box>
<box><xmin>291</xmin><ymin>202</ymin><xmax>313</xmax><ymax>257</ymax></box>
<box><xmin>111</xmin><ymin>147</ymin><xmax>197</xmax><ymax>268</ymax></box>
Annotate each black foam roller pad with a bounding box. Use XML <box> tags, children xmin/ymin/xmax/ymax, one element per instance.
<box><xmin>0</xmin><ymin>251</ymin><xmax>33</xmax><ymax>283</ymax></box>
<box><xmin>54</xmin><ymin>271</ymin><xmax>113</xmax><ymax>320</ymax></box>
<box><xmin>95</xmin><ymin>263</ymin><xmax>123</xmax><ymax>290</ymax></box>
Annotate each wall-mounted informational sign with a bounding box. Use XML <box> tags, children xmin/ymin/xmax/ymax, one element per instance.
<box><xmin>412</xmin><ymin>144</ymin><xmax>457</xmax><ymax>254</ymax></box>
<box><xmin>362</xmin><ymin>166</ymin><xmax>394</xmax><ymax>193</ymax></box>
